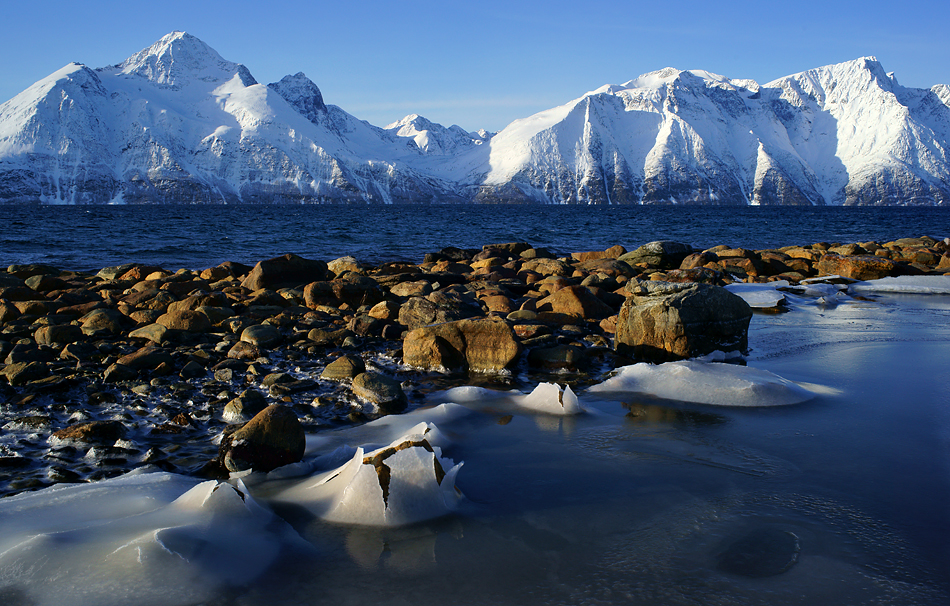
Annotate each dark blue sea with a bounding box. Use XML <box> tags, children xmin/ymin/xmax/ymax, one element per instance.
<box><xmin>3</xmin><ymin>205</ymin><xmax>950</xmax><ymax>272</ymax></box>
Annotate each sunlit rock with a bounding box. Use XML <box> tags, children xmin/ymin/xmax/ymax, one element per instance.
<box><xmin>615</xmin><ymin>283</ymin><xmax>752</xmax><ymax>362</ymax></box>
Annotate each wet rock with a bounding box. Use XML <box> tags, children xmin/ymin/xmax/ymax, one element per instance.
<box><xmin>304</xmin><ymin>327</ymin><xmax>351</xmax><ymax>347</ymax></box>
<box><xmin>351</xmin><ymin>372</ymin><xmax>407</xmax><ymax>413</ymax></box>
<box><xmin>616</xmin><ymin>283</ymin><xmax>752</xmax><ymax>362</ymax></box>
<box><xmin>242</xmin><ymin>253</ymin><xmax>329</xmax><ymax>291</ymax></box>
<box><xmin>321</xmin><ymin>355</ymin><xmax>367</xmax><ymax>381</ymax></box>
<box><xmin>52</xmin><ymin>420</ymin><xmax>127</xmax><ymax>445</ymax></box>
<box><xmin>221</xmin><ymin>404</ymin><xmax>306</xmax><ymax>472</ymax></box>
<box><xmin>403</xmin><ymin>317</ymin><xmax>521</xmax><ymax>373</ymax></box>
<box><xmin>222</xmin><ymin>389</ymin><xmax>269</xmax><ymax>423</ymax></box>
<box><xmin>179</xmin><ymin>360</ymin><xmax>206</xmax><ymax>378</ymax></box>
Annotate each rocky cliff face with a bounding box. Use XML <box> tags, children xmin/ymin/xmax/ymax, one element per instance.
<box><xmin>0</xmin><ymin>32</ymin><xmax>947</xmax><ymax>205</ymax></box>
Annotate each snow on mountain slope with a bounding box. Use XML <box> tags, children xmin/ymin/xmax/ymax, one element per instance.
<box><xmin>0</xmin><ymin>32</ymin><xmax>947</xmax><ymax>204</ymax></box>
<box><xmin>478</xmin><ymin>59</ymin><xmax>948</xmax><ymax>205</ymax></box>
<box><xmin>764</xmin><ymin>57</ymin><xmax>950</xmax><ymax>205</ymax></box>
<box><xmin>0</xmin><ymin>32</ymin><xmax>472</xmax><ymax>203</ymax></box>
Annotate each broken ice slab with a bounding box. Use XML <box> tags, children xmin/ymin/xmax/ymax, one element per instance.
<box><xmin>273</xmin><ymin>423</ymin><xmax>463</xmax><ymax>527</ymax></box>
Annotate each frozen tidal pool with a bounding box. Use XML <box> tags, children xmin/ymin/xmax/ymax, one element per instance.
<box><xmin>2</xmin><ymin>279</ymin><xmax>950</xmax><ymax>605</ymax></box>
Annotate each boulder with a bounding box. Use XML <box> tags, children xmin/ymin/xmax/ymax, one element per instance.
<box><xmin>241</xmin><ymin>324</ymin><xmax>282</xmax><ymax>348</ymax></box>
<box><xmin>222</xmin><ymin>389</ymin><xmax>269</xmax><ymax>423</ymax></box>
<box><xmin>320</xmin><ymin>355</ymin><xmax>366</xmax><ymax>381</ymax></box>
<box><xmin>616</xmin><ymin>282</ymin><xmax>752</xmax><ymax>362</ymax></box>
<box><xmin>398</xmin><ymin>292</ymin><xmax>481</xmax><ymax>330</ymax></box>
<box><xmin>80</xmin><ymin>309</ymin><xmax>127</xmax><ymax>336</ymax></box>
<box><xmin>2</xmin><ymin>361</ymin><xmax>48</xmax><ymax>386</ymax></box>
<box><xmin>221</xmin><ymin>404</ymin><xmax>305</xmax><ymax>472</ymax></box>
<box><xmin>619</xmin><ymin>241</ymin><xmax>694</xmax><ymax>269</ymax></box>
<box><xmin>816</xmin><ymin>254</ymin><xmax>902</xmax><ymax>281</ymax></box>
<box><xmin>536</xmin><ymin>285</ymin><xmax>615</xmax><ymax>321</ymax></box>
<box><xmin>116</xmin><ymin>345</ymin><xmax>175</xmax><ymax>370</ymax></box>
<box><xmin>128</xmin><ymin>323</ymin><xmax>169</xmax><ymax>344</ymax></box>
<box><xmin>403</xmin><ymin>317</ymin><xmax>521</xmax><ymax>373</ymax></box>
<box><xmin>351</xmin><ymin>372</ymin><xmax>408</xmax><ymax>413</ymax></box>
<box><xmin>156</xmin><ymin>309</ymin><xmax>212</xmax><ymax>333</ymax></box>
<box><xmin>242</xmin><ymin>253</ymin><xmax>329</xmax><ymax>291</ymax></box>
<box><xmin>52</xmin><ymin>420</ymin><xmax>127</xmax><ymax>444</ymax></box>
<box><xmin>34</xmin><ymin>324</ymin><xmax>84</xmax><ymax>347</ymax></box>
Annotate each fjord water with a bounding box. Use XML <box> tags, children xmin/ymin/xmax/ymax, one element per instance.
<box><xmin>237</xmin><ymin>292</ymin><xmax>950</xmax><ymax>606</ymax></box>
<box><xmin>3</xmin><ymin>205</ymin><xmax>950</xmax><ymax>271</ymax></box>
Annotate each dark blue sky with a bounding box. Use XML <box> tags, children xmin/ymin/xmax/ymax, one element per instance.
<box><xmin>1</xmin><ymin>0</ymin><xmax>946</xmax><ymax>132</ymax></box>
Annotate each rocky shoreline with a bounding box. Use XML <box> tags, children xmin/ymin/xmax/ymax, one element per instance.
<box><xmin>2</xmin><ymin>236</ymin><xmax>949</xmax><ymax>497</ymax></box>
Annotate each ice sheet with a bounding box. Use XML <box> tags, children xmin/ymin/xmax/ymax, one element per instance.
<box><xmin>586</xmin><ymin>360</ymin><xmax>816</xmax><ymax>406</ymax></box>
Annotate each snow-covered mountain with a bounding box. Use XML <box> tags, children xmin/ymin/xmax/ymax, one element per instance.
<box><xmin>1</xmin><ymin>32</ymin><xmax>947</xmax><ymax>205</ymax></box>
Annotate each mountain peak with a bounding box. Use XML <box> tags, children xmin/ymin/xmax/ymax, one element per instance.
<box><xmin>268</xmin><ymin>72</ymin><xmax>326</xmax><ymax>123</ymax></box>
<box><xmin>112</xmin><ymin>31</ymin><xmax>256</xmax><ymax>88</ymax></box>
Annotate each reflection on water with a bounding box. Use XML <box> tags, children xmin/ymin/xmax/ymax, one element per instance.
<box><xmin>622</xmin><ymin>400</ymin><xmax>727</xmax><ymax>427</ymax></box>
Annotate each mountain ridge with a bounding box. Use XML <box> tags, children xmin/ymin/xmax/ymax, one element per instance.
<box><xmin>1</xmin><ymin>32</ymin><xmax>947</xmax><ymax>205</ymax></box>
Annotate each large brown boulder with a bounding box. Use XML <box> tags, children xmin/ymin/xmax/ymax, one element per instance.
<box><xmin>221</xmin><ymin>404</ymin><xmax>305</xmax><ymax>472</ymax></box>
<box><xmin>615</xmin><ymin>282</ymin><xmax>752</xmax><ymax>362</ymax></box>
<box><xmin>816</xmin><ymin>254</ymin><xmax>902</xmax><ymax>281</ymax></box>
<box><xmin>242</xmin><ymin>253</ymin><xmax>329</xmax><ymax>291</ymax></box>
<box><xmin>403</xmin><ymin>317</ymin><xmax>521</xmax><ymax>372</ymax></box>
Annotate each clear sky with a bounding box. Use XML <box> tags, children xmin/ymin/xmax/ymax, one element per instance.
<box><xmin>1</xmin><ymin>0</ymin><xmax>947</xmax><ymax>133</ymax></box>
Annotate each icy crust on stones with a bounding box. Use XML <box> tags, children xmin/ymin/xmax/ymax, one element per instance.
<box><xmin>587</xmin><ymin>360</ymin><xmax>816</xmax><ymax>407</ymax></box>
<box><xmin>273</xmin><ymin>421</ymin><xmax>463</xmax><ymax>526</ymax></box>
